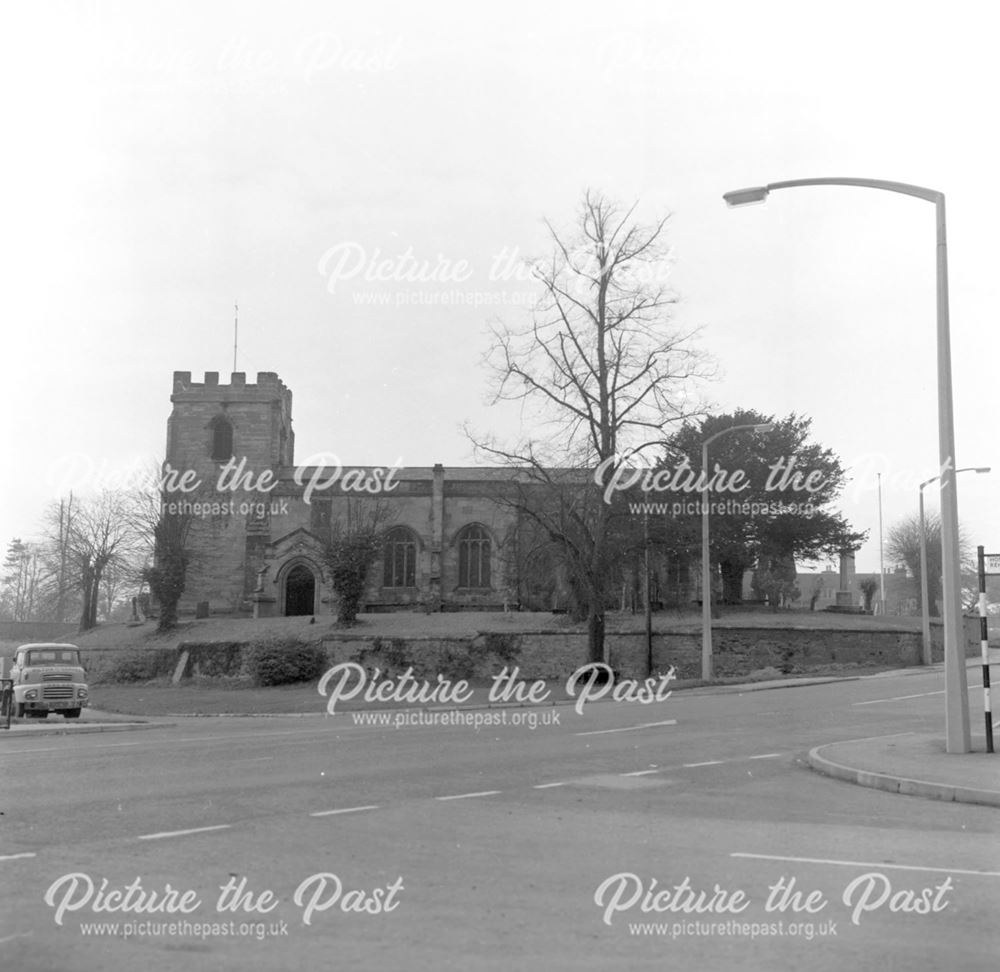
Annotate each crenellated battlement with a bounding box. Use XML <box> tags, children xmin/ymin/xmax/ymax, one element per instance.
<box><xmin>172</xmin><ymin>371</ymin><xmax>290</xmax><ymax>397</ymax></box>
<box><xmin>167</xmin><ymin>369</ymin><xmax>295</xmax><ymax>469</ymax></box>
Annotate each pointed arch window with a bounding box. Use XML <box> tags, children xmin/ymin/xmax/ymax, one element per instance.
<box><xmin>457</xmin><ymin>525</ymin><xmax>491</xmax><ymax>588</ymax></box>
<box><xmin>209</xmin><ymin>416</ymin><xmax>234</xmax><ymax>461</ymax></box>
<box><xmin>383</xmin><ymin>527</ymin><xmax>417</xmax><ymax>588</ymax></box>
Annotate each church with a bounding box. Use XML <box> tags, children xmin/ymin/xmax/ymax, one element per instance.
<box><xmin>166</xmin><ymin>370</ymin><xmax>541</xmax><ymax>617</ymax></box>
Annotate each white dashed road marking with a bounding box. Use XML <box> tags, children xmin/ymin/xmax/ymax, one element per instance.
<box><xmin>435</xmin><ymin>790</ymin><xmax>502</xmax><ymax>801</ymax></box>
<box><xmin>310</xmin><ymin>805</ymin><xmax>380</xmax><ymax>817</ymax></box>
<box><xmin>574</xmin><ymin>719</ymin><xmax>677</xmax><ymax>737</ymax></box>
<box><xmin>137</xmin><ymin>824</ymin><xmax>232</xmax><ymax>841</ymax></box>
<box><xmin>731</xmin><ymin>852</ymin><xmax>1000</xmax><ymax>878</ymax></box>
<box><xmin>853</xmin><ymin>691</ymin><xmax>943</xmax><ymax>706</ymax></box>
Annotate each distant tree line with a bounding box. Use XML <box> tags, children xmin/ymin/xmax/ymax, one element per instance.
<box><xmin>0</xmin><ymin>472</ymin><xmax>167</xmax><ymax>633</ymax></box>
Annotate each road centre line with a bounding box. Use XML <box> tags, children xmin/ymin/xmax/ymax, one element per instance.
<box><xmin>533</xmin><ymin>782</ymin><xmax>568</xmax><ymax>789</ymax></box>
<box><xmin>620</xmin><ymin>753</ymin><xmax>790</xmax><ymax>775</ymax></box>
<box><xmin>435</xmin><ymin>790</ymin><xmax>502</xmax><ymax>801</ymax></box>
<box><xmin>0</xmin><ymin>852</ymin><xmax>36</xmax><ymax>862</ymax></box>
<box><xmin>574</xmin><ymin>719</ymin><xmax>677</xmax><ymax>737</ymax></box>
<box><xmin>731</xmin><ymin>852</ymin><xmax>1000</xmax><ymax>878</ymax></box>
<box><xmin>310</xmin><ymin>805</ymin><xmax>380</xmax><ymax>817</ymax></box>
<box><xmin>137</xmin><ymin>824</ymin><xmax>232</xmax><ymax>841</ymax></box>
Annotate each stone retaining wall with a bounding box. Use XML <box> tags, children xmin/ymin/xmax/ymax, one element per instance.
<box><xmin>323</xmin><ymin>618</ymin><xmax>980</xmax><ymax>681</ymax></box>
<box><xmin>73</xmin><ymin>619</ymin><xmax>981</xmax><ymax>684</ymax></box>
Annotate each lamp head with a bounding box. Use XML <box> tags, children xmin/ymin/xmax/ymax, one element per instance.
<box><xmin>723</xmin><ymin>186</ymin><xmax>770</xmax><ymax>207</ymax></box>
<box><xmin>753</xmin><ymin>423</ymin><xmax>774</xmax><ymax>433</ymax></box>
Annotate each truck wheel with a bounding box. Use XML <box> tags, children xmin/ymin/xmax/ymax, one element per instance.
<box><xmin>64</xmin><ymin>709</ymin><xmax>81</xmax><ymax>719</ymax></box>
<box><xmin>15</xmin><ymin>702</ymin><xmax>24</xmax><ymax>718</ymax></box>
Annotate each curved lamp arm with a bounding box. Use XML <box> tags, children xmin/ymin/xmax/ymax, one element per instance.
<box><xmin>724</xmin><ymin>177</ymin><xmax>941</xmax><ymax>207</ymax></box>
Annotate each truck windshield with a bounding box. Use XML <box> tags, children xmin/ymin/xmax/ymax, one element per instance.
<box><xmin>26</xmin><ymin>650</ymin><xmax>80</xmax><ymax>665</ymax></box>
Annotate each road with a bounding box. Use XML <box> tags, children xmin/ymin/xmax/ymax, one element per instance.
<box><xmin>2</xmin><ymin>667</ymin><xmax>998</xmax><ymax>971</ymax></box>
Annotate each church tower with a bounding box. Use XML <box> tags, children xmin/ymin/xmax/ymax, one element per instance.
<box><xmin>165</xmin><ymin>371</ymin><xmax>295</xmax><ymax>613</ymax></box>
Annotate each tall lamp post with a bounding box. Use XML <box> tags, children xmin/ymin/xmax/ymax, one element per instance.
<box><xmin>724</xmin><ymin>177</ymin><xmax>970</xmax><ymax>752</ymax></box>
<box><xmin>701</xmin><ymin>422</ymin><xmax>772</xmax><ymax>680</ymax></box>
<box><xmin>878</xmin><ymin>472</ymin><xmax>886</xmax><ymax>615</ymax></box>
<box><xmin>919</xmin><ymin>467</ymin><xmax>990</xmax><ymax>666</ymax></box>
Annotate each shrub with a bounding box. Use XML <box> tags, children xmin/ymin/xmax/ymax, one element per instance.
<box><xmin>324</xmin><ymin>527</ymin><xmax>381</xmax><ymax>624</ymax></box>
<box><xmin>482</xmin><ymin>632</ymin><xmax>521</xmax><ymax>664</ymax></box>
<box><xmin>438</xmin><ymin>648</ymin><xmax>476</xmax><ymax>681</ymax></box>
<box><xmin>245</xmin><ymin>639</ymin><xmax>329</xmax><ymax>687</ymax></box>
<box><xmin>102</xmin><ymin>649</ymin><xmax>174</xmax><ymax>683</ymax></box>
<box><xmin>358</xmin><ymin>637</ymin><xmax>413</xmax><ymax>676</ymax></box>
<box><xmin>383</xmin><ymin>638</ymin><xmax>410</xmax><ymax>671</ymax></box>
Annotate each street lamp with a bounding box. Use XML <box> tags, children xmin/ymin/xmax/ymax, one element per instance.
<box><xmin>701</xmin><ymin>422</ymin><xmax>773</xmax><ymax>680</ymax></box>
<box><xmin>919</xmin><ymin>467</ymin><xmax>990</xmax><ymax>665</ymax></box>
<box><xmin>725</xmin><ymin>176</ymin><xmax>971</xmax><ymax>752</ymax></box>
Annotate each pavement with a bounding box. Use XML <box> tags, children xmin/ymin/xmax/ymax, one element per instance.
<box><xmin>5</xmin><ymin>654</ymin><xmax>999</xmax><ymax>809</ymax></box>
<box><xmin>803</xmin><ymin>648</ymin><xmax>1000</xmax><ymax>809</ymax></box>
<box><xmin>806</xmin><ymin>731</ymin><xmax>1000</xmax><ymax>809</ymax></box>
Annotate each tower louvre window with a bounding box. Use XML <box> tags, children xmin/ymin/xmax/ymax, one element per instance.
<box><xmin>209</xmin><ymin>416</ymin><xmax>234</xmax><ymax>461</ymax></box>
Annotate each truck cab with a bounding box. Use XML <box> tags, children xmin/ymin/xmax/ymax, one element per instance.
<box><xmin>10</xmin><ymin>644</ymin><xmax>89</xmax><ymax>719</ymax></box>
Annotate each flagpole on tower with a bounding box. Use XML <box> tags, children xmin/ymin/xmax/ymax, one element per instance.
<box><xmin>233</xmin><ymin>300</ymin><xmax>238</xmax><ymax>373</ymax></box>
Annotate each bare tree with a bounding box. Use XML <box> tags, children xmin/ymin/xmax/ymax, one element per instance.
<box><xmin>1</xmin><ymin>539</ymin><xmax>44</xmax><ymax>621</ymax></box>
<box><xmin>886</xmin><ymin>511</ymin><xmax>970</xmax><ymax>617</ymax></box>
<box><xmin>99</xmin><ymin>559</ymin><xmax>139</xmax><ymax>622</ymax></box>
<box><xmin>61</xmin><ymin>491</ymin><xmax>144</xmax><ymax>632</ymax></box>
<box><xmin>33</xmin><ymin>494</ymin><xmax>79</xmax><ymax>622</ymax></box>
<box><xmin>470</xmin><ymin>189</ymin><xmax>711</xmax><ymax>663</ymax></box>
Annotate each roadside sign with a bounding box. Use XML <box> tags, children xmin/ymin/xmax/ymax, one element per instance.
<box><xmin>985</xmin><ymin>553</ymin><xmax>1000</xmax><ymax>574</ymax></box>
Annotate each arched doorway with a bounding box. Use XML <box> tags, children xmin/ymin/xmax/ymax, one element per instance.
<box><xmin>284</xmin><ymin>564</ymin><xmax>316</xmax><ymax>616</ymax></box>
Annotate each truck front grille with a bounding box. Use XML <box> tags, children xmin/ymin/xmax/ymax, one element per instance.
<box><xmin>42</xmin><ymin>685</ymin><xmax>74</xmax><ymax>700</ymax></box>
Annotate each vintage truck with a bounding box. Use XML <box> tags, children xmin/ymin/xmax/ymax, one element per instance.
<box><xmin>10</xmin><ymin>643</ymin><xmax>89</xmax><ymax>719</ymax></box>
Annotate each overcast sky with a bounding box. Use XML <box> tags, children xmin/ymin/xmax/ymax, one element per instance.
<box><xmin>4</xmin><ymin>0</ymin><xmax>999</xmax><ymax>574</ymax></box>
